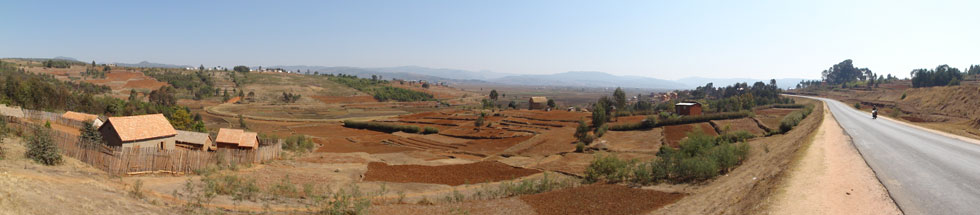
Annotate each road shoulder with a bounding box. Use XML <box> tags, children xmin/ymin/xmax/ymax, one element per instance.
<box><xmin>765</xmin><ymin>102</ymin><xmax>901</xmax><ymax>214</ymax></box>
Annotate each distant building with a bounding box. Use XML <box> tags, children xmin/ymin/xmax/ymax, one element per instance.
<box><xmin>61</xmin><ymin>111</ymin><xmax>103</xmax><ymax>128</ymax></box>
<box><xmin>675</xmin><ymin>102</ymin><xmax>702</xmax><ymax>116</ymax></box>
<box><xmin>215</xmin><ymin>128</ymin><xmax>259</xmax><ymax>150</ymax></box>
<box><xmin>99</xmin><ymin>114</ymin><xmax>177</xmax><ymax>150</ymax></box>
<box><xmin>529</xmin><ymin>97</ymin><xmax>548</xmax><ymax>110</ymax></box>
<box><xmin>175</xmin><ymin>130</ymin><xmax>214</xmax><ymax>151</ymax></box>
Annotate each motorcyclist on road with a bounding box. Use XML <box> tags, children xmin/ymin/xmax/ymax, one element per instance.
<box><xmin>872</xmin><ymin>105</ymin><xmax>878</xmax><ymax>119</ymax></box>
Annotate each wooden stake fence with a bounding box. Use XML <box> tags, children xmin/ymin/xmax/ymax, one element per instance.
<box><xmin>7</xmin><ymin>119</ymin><xmax>282</xmax><ymax>176</ymax></box>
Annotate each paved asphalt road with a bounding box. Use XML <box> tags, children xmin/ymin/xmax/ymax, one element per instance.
<box><xmin>804</xmin><ymin>96</ymin><xmax>980</xmax><ymax>215</ymax></box>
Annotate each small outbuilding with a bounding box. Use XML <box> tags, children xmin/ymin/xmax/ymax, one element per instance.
<box><xmin>528</xmin><ymin>96</ymin><xmax>548</xmax><ymax>110</ymax></box>
<box><xmin>175</xmin><ymin>130</ymin><xmax>215</xmax><ymax>151</ymax></box>
<box><xmin>675</xmin><ymin>102</ymin><xmax>703</xmax><ymax>116</ymax></box>
<box><xmin>62</xmin><ymin>111</ymin><xmax>103</xmax><ymax>128</ymax></box>
<box><xmin>99</xmin><ymin>114</ymin><xmax>177</xmax><ymax>150</ymax></box>
<box><xmin>215</xmin><ymin>128</ymin><xmax>259</xmax><ymax>150</ymax></box>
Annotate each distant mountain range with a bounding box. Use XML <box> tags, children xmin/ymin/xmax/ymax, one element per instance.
<box><xmin>114</xmin><ymin>61</ymin><xmax>191</xmax><ymax>68</ymax></box>
<box><xmin>48</xmin><ymin>57</ymin><xmax>815</xmax><ymax>90</ymax></box>
<box><xmin>490</xmin><ymin>71</ymin><xmax>689</xmax><ymax>90</ymax></box>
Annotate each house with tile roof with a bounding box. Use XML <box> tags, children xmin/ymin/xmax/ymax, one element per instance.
<box><xmin>529</xmin><ymin>96</ymin><xmax>548</xmax><ymax>110</ymax></box>
<box><xmin>175</xmin><ymin>130</ymin><xmax>214</xmax><ymax>151</ymax></box>
<box><xmin>98</xmin><ymin>114</ymin><xmax>177</xmax><ymax>150</ymax></box>
<box><xmin>215</xmin><ymin>128</ymin><xmax>259</xmax><ymax>150</ymax></box>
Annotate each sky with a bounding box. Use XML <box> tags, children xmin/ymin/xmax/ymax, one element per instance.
<box><xmin>2</xmin><ymin>0</ymin><xmax>979</xmax><ymax>80</ymax></box>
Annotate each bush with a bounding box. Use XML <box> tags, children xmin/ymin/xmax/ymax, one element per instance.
<box><xmin>595</xmin><ymin>124</ymin><xmax>608</xmax><ymax>138</ymax></box>
<box><xmin>716</xmin><ymin>131</ymin><xmax>755</xmax><ymax>143</ymax></box>
<box><xmin>422</xmin><ymin>127</ymin><xmax>439</xmax><ymax>134</ymax></box>
<box><xmin>283</xmin><ymin>135</ymin><xmax>316</xmax><ymax>153</ymax></box>
<box><xmin>575</xmin><ymin>142</ymin><xmax>585</xmax><ymax>153</ymax></box>
<box><xmin>343</xmin><ymin>120</ymin><xmax>421</xmax><ymax>133</ymax></box>
<box><xmin>25</xmin><ymin>127</ymin><xmax>61</xmax><ymax>166</ymax></box>
<box><xmin>901</xmin><ymin>92</ymin><xmax>907</xmax><ymax>100</ymax></box>
<box><xmin>574</xmin><ymin>119</ymin><xmax>593</xmax><ymax>144</ymax></box>
<box><xmin>778</xmin><ymin>104</ymin><xmax>815</xmax><ymax>134</ymax></box>
<box><xmin>854</xmin><ymin>103</ymin><xmax>861</xmax><ymax>109</ymax></box>
<box><xmin>584</xmin><ymin>153</ymin><xmax>633</xmax><ymax>184</ymax></box>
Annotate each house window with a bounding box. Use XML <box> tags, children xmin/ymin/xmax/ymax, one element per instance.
<box><xmin>160</xmin><ymin>142</ymin><xmax>165</xmax><ymax>150</ymax></box>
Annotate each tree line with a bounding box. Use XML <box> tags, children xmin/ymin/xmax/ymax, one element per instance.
<box><xmin>0</xmin><ymin>61</ymin><xmax>205</xmax><ymax>132</ymax></box>
<box><xmin>326</xmin><ymin>74</ymin><xmax>434</xmax><ymax>102</ymax></box>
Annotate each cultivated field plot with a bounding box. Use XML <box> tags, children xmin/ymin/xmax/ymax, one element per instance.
<box><xmin>363</xmin><ymin>161</ymin><xmax>540</xmax><ymax>186</ymax></box>
<box><xmin>711</xmin><ymin>118</ymin><xmax>767</xmax><ymax>136</ymax></box>
<box><xmin>754</xmin><ymin>108</ymin><xmax>797</xmax><ymax>130</ymax></box>
<box><xmin>663</xmin><ymin>122</ymin><xmax>719</xmax><ymax>147</ymax></box>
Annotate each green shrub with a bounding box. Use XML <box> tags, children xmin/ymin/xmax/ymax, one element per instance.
<box><xmin>475</xmin><ymin>114</ymin><xmax>485</xmax><ymax>127</ymax></box>
<box><xmin>575</xmin><ymin>142</ymin><xmax>585</xmax><ymax>152</ymax></box>
<box><xmin>676</xmin><ymin>157</ymin><xmax>718</xmax><ymax>181</ymax></box>
<box><xmin>901</xmin><ymin>92</ymin><xmax>907</xmax><ymax>100</ymax></box>
<box><xmin>25</xmin><ymin>127</ymin><xmax>61</xmax><ymax>166</ymax></box>
<box><xmin>422</xmin><ymin>127</ymin><xmax>439</xmax><ymax>134</ymax></box>
<box><xmin>778</xmin><ymin>104</ymin><xmax>815</xmax><ymax>133</ymax></box>
<box><xmin>854</xmin><ymin>103</ymin><xmax>861</xmax><ymax>109</ymax></box>
<box><xmin>716</xmin><ymin>131</ymin><xmax>755</xmax><ymax>143</ymax></box>
<box><xmin>595</xmin><ymin>124</ymin><xmax>608</xmax><ymax>138</ymax></box>
<box><xmin>283</xmin><ymin>135</ymin><xmax>316</xmax><ymax>153</ymax></box>
<box><xmin>343</xmin><ymin>120</ymin><xmax>422</xmax><ymax>133</ymax></box>
<box><xmin>584</xmin><ymin>153</ymin><xmax>633</xmax><ymax>184</ymax></box>
<box><xmin>574</xmin><ymin>119</ymin><xmax>594</xmax><ymax>144</ymax></box>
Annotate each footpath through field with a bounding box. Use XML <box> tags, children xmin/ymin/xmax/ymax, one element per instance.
<box><xmin>767</xmin><ymin>102</ymin><xmax>900</xmax><ymax>214</ymax></box>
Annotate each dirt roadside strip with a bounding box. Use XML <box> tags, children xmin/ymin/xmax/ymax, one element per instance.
<box><xmin>765</xmin><ymin>102</ymin><xmax>901</xmax><ymax>214</ymax></box>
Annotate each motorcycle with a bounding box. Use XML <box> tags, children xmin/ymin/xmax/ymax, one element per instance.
<box><xmin>872</xmin><ymin>109</ymin><xmax>878</xmax><ymax>119</ymax></box>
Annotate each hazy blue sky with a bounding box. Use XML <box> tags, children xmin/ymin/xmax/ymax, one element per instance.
<box><xmin>2</xmin><ymin>0</ymin><xmax>978</xmax><ymax>80</ymax></box>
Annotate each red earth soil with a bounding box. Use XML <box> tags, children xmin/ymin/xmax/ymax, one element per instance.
<box><xmin>122</xmin><ymin>79</ymin><xmax>167</xmax><ymax>89</ymax></box>
<box><xmin>663</xmin><ymin>122</ymin><xmax>719</xmax><ymax>148</ymax></box>
<box><xmin>519</xmin><ymin>184</ymin><xmax>685</xmax><ymax>215</ymax></box>
<box><xmin>362</xmin><ymin>161</ymin><xmax>540</xmax><ymax>186</ymax></box>
<box><xmin>457</xmin><ymin>136</ymin><xmax>534</xmax><ymax>155</ymax></box>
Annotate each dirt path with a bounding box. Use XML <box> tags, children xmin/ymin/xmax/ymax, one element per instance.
<box><xmin>766</xmin><ymin>103</ymin><xmax>901</xmax><ymax>214</ymax></box>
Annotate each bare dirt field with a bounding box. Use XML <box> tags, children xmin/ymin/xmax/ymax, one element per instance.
<box><xmin>596</xmin><ymin>128</ymin><xmax>664</xmax><ymax>153</ymax></box>
<box><xmin>363</xmin><ymin>161</ymin><xmax>540</xmax><ymax>186</ymax></box>
<box><xmin>520</xmin><ymin>184</ymin><xmax>685</xmax><ymax>215</ymax></box>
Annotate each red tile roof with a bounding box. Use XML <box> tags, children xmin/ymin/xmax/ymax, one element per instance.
<box><xmin>105</xmin><ymin>114</ymin><xmax>176</xmax><ymax>142</ymax></box>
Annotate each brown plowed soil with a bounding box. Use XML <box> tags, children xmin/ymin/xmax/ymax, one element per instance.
<box><xmin>502</xmin><ymin>110</ymin><xmax>591</xmax><ymax>122</ymax></box>
<box><xmin>312</xmin><ymin>95</ymin><xmax>378</xmax><ymax>104</ymax></box>
<box><xmin>362</xmin><ymin>161</ymin><xmax>540</xmax><ymax>186</ymax></box>
<box><xmin>711</xmin><ymin>118</ymin><xmax>767</xmax><ymax>136</ymax></box>
<box><xmin>520</xmin><ymin>184</ymin><xmax>685</xmax><ymax>215</ymax></box>
<box><xmin>121</xmin><ymin>79</ymin><xmax>167</xmax><ymax>89</ymax></box>
<box><xmin>440</xmin><ymin>127</ymin><xmax>527</xmax><ymax>139</ymax></box>
<box><xmin>597</xmin><ymin>128</ymin><xmax>664</xmax><ymax>153</ymax></box>
<box><xmin>458</xmin><ymin>136</ymin><xmax>534</xmax><ymax>155</ymax></box>
<box><xmin>663</xmin><ymin>122</ymin><xmax>718</xmax><ymax>147</ymax></box>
